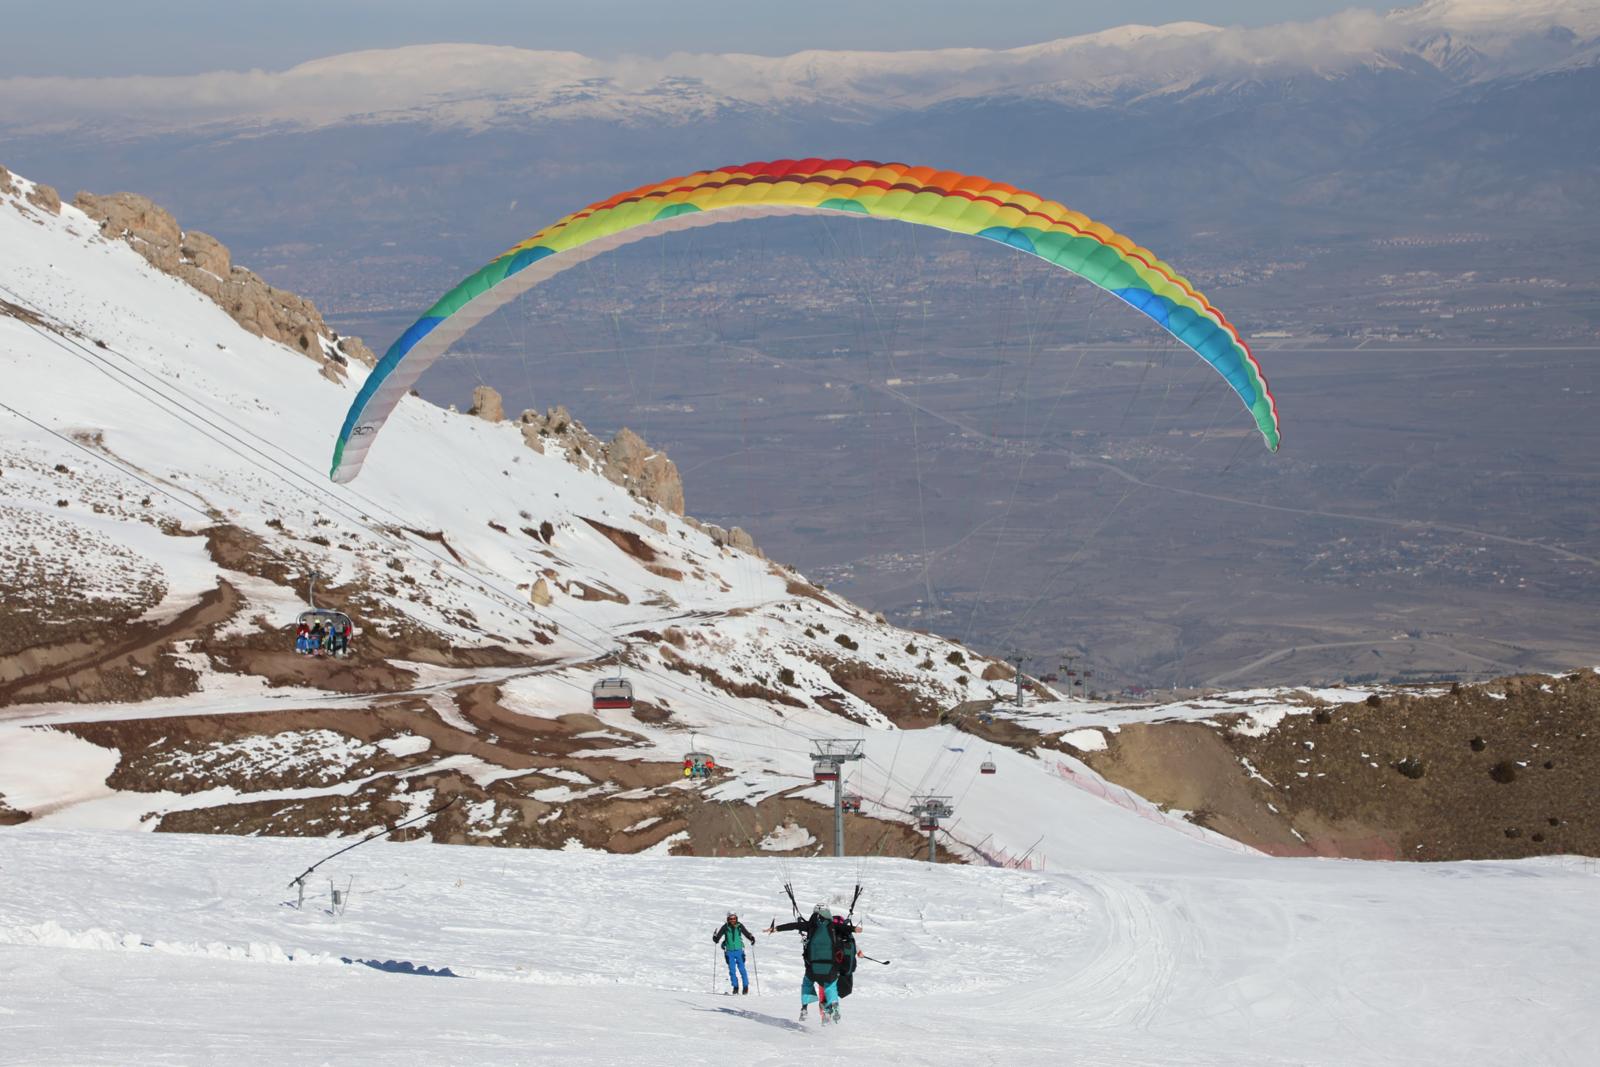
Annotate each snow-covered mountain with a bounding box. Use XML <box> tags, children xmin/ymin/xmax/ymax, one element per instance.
<box><xmin>1</xmin><ymin>0</ymin><xmax>1595</xmax><ymax>135</ymax></box>
<box><xmin>0</xmin><ymin>164</ymin><xmax>1037</xmax><ymax>848</ymax></box>
<box><xmin>3</xmin><ymin>160</ymin><xmax>1598</xmax><ymax>1066</ymax></box>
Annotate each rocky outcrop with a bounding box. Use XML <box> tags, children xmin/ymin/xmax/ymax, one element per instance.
<box><xmin>681</xmin><ymin>517</ymin><xmax>762</xmax><ymax>558</ymax></box>
<box><xmin>469</xmin><ymin>385</ymin><xmax>504</xmax><ymax>423</ymax></box>
<box><xmin>605</xmin><ymin>428</ymin><xmax>685</xmax><ymax>517</ymax></box>
<box><xmin>1</xmin><ymin>164</ymin><xmax>61</xmax><ymax>215</ymax></box>
<box><xmin>26</xmin><ymin>181</ymin><xmax>60</xmax><ymax>215</ymax></box>
<box><xmin>72</xmin><ymin>191</ymin><xmax>375</xmax><ymax>372</ymax></box>
<box><xmin>515</xmin><ymin>406</ymin><xmax>690</xmax><ymax>519</ymax></box>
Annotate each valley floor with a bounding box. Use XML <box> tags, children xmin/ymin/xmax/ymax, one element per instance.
<box><xmin>3</xmin><ymin>822</ymin><xmax>1595</xmax><ymax>1066</ymax></box>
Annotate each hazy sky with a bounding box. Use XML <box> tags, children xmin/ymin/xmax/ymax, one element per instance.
<box><xmin>7</xmin><ymin>0</ymin><xmax>1391</xmax><ymax>76</ymax></box>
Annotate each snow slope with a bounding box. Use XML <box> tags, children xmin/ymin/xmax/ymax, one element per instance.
<box><xmin>1</xmin><ymin>822</ymin><xmax>1595</xmax><ymax>1066</ymax></box>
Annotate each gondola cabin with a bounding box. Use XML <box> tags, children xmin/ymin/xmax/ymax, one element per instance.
<box><xmin>294</xmin><ymin>609</ymin><xmax>354</xmax><ymax>657</ymax></box>
<box><xmin>812</xmin><ymin>760</ymin><xmax>840</xmax><ymax>783</ymax></box>
<box><xmin>841</xmin><ymin>791</ymin><xmax>862</xmax><ymax>813</ymax></box>
<box><xmin>980</xmin><ymin>759</ymin><xmax>997</xmax><ymax>776</ymax></box>
<box><xmin>591</xmin><ymin>678</ymin><xmax>634</xmax><ymax>711</ymax></box>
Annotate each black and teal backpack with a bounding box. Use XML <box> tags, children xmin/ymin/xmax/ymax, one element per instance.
<box><xmin>804</xmin><ymin>915</ymin><xmax>839</xmax><ymax>984</ymax></box>
<box><xmin>832</xmin><ymin>918</ymin><xmax>859</xmax><ymax>997</ymax></box>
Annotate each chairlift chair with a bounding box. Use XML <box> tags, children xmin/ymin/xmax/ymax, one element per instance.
<box><xmin>813</xmin><ymin>760</ymin><xmax>841</xmax><ymax>783</ymax></box>
<box><xmin>980</xmin><ymin>757</ymin><xmax>997</xmax><ymax>775</ymax></box>
<box><xmin>294</xmin><ymin>609</ymin><xmax>355</xmax><ymax>657</ymax></box>
<box><xmin>841</xmin><ymin>791</ymin><xmax>863</xmax><ymax>813</ymax></box>
<box><xmin>682</xmin><ymin>732</ymin><xmax>715</xmax><ymax>779</ymax></box>
<box><xmin>917</xmin><ymin>815</ymin><xmax>938</xmax><ymax>832</ymax></box>
<box><xmin>591</xmin><ymin>677</ymin><xmax>634</xmax><ymax>711</ymax></box>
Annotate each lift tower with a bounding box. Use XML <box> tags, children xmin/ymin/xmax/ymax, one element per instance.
<box><xmin>910</xmin><ymin>795</ymin><xmax>954</xmax><ymax>862</ymax></box>
<box><xmin>812</xmin><ymin>739</ymin><xmax>865</xmax><ymax>857</ymax></box>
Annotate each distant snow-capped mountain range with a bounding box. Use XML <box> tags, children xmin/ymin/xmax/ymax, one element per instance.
<box><xmin>2</xmin><ymin>0</ymin><xmax>1596</xmax><ymax>134</ymax></box>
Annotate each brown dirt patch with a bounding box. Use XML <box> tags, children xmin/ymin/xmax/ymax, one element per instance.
<box><xmin>0</xmin><ymin>580</ymin><xmax>235</xmax><ymax>707</ymax></box>
<box><xmin>0</xmin><ymin>793</ymin><xmax>29</xmax><ymax>825</ymax></box>
<box><xmin>399</xmin><ymin>527</ymin><xmax>464</xmax><ymax>564</ymax></box>
<box><xmin>206</xmin><ymin>648</ymin><xmax>423</xmax><ymax>694</ymax></box>
<box><xmin>1078</xmin><ymin>722</ymin><xmax>1322</xmax><ymax>857</ymax></box>
<box><xmin>817</xmin><ymin>656</ymin><xmax>941</xmax><ymax>727</ymax></box>
<box><xmin>580</xmin><ymin>516</ymin><xmax>658</xmax><ymax>563</ymax></box>
<box><xmin>659</xmin><ymin>646</ymin><xmax>803</xmax><ymax>708</ymax></box>
<box><xmin>1074</xmin><ymin>671</ymin><xmax>1600</xmax><ymax>861</ymax></box>
<box><xmin>24</xmin><ymin>674</ymin><xmax>955</xmax><ymax>860</ymax></box>
<box><xmin>630</xmin><ymin>700</ymin><xmax>673</xmax><ymax>724</ymax></box>
<box><xmin>785</xmin><ymin>580</ymin><xmax>838</xmax><ymax>608</ymax></box>
<box><xmin>1219</xmin><ymin>672</ymin><xmax>1600</xmax><ymax>860</ymax></box>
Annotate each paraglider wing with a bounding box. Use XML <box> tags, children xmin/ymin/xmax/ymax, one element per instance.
<box><xmin>331</xmin><ymin>159</ymin><xmax>1279</xmax><ymax>482</ymax></box>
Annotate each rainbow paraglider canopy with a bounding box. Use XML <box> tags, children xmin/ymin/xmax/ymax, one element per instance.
<box><xmin>332</xmin><ymin>158</ymin><xmax>1279</xmax><ymax>482</ymax></box>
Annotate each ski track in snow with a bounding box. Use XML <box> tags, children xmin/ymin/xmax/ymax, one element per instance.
<box><xmin>0</xmin><ymin>829</ymin><xmax>1596</xmax><ymax>1065</ymax></box>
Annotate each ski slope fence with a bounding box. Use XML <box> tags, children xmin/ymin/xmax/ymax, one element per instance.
<box><xmin>961</xmin><ymin>834</ymin><xmax>1047</xmax><ymax>871</ymax></box>
<box><xmin>1046</xmin><ymin>758</ymin><xmax>1261</xmax><ymax>856</ymax></box>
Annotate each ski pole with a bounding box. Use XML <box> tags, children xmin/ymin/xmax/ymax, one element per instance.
<box><xmin>711</xmin><ymin>944</ymin><xmax>719</xmax><ymax>993</ymax></box>
<box><xmin>858</xmin><ymin>953</ymin><xmax>892</xmax><ymax>966</ymax></box>
<box><xmin>750</xmin><ymin>943</ymin><xmax>762</xmax><ymax>996</ymax></box>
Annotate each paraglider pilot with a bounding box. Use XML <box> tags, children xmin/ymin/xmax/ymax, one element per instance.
<box><xmin>767</xmin><ymin>905</ymin><xmax>862</xmax><ymax>1022</ymax></box>
<box><xmin>712</xmin><ymin>912</ymin><xmax>756</xmax><ymax>994</ymax></box>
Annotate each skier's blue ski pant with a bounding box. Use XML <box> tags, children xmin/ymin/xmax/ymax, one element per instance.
<box><xmin>801</xmin><ymin>975</ymin><xmax>839</xmax><ymax>1006</ymax></box>
<box><xmin>724</xmin><ymin>949</ymin><xmax>748</xmax><ymax>989</ymax></box>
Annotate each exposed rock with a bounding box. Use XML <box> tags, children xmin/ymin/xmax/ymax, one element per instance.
<box><xmin>72</xmin><ymin>190</ymin><xmax>375</xmax><ymax>371</ymax></box>
<box><xmin>469</xmin><ymin>385</ymin><xmax>504</xmax><ymax>423</ymax></box>
<box><xmin>605</xmin><ymin>427</ymin><xmax>685</xmax><ymax>516</ymax></box>
<box><xmin>180</xmin><ymin>230</ymin><xmax>230</xmax><ymax>277</ymax></box>
<box><xmin>726</xmin><ymin>526</ymin><xmax>761</xmax><ymax>557</ymax></box>
<box><xmin>518</xmin><ymin>420</ymin><xmax>546</xmax><ymax>453</ymax></box>
<box><xmin>529</xmin><ymin>577</ymin><xmax>552</xmax><ymax>606</ymax></box>
<box><xmin>75</xmin><ymin>192</ymin><xmax>180</xmax><ymax>270</ymax></box>
<box><xmin>0</xmin><ymin>165</ymin><xmax>14</xmax><ymax>197</ymax></box>
<box><xmin>515</xmin><ymin>408</ymin><xmax>685</xmax><ymax>515</ymax></box>
<box><xmin>25</xmin><ymin>181</ymin><xmax>61</xmax><ymax>215</ymax></box>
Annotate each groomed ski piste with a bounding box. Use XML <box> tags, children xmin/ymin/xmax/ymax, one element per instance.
<box><xmin>5</xmin><ymin>783</ymin><xmax>1598</xmax><ymax>1066</ymax></box>
<box><xmin>2</xmin><ymin>170</ymin><xmax>1599</xmax><ymax>1064</ymax></box>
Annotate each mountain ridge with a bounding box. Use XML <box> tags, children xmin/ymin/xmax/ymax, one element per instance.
<box><xmin>3</xmin><ymin>1</ymin><xmax>1596</xmax><ymax>136</ymax></box>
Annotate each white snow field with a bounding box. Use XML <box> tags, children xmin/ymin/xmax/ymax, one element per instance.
<box><xmin>3</xmin><ymin>755</ymin><xmax>1598</xmax><ymax>1067</ymax></box>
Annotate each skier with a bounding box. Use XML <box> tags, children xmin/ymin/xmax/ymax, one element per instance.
<box><xmin>711</xmin><ymin>911</ymin><xmax>756</xmax><ymax>995</ymax></box>
<box><xmin>767</xmin><ymin>905</ymin><xmax>862</xmax><ymax>1023</ymax></box>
